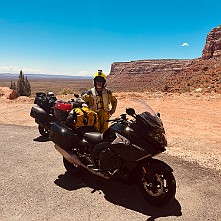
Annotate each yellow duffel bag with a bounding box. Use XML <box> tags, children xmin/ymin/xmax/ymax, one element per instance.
<box><xmin>66</xmin><ymin>107</ymin><xmax>99</xmax><ymax>130</ymax></box>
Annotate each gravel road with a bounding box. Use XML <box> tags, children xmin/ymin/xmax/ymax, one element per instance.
<box><xmin>0</xmin><ymin>124</ymin><xmax>220</xmax><ymax>221</ymax></box>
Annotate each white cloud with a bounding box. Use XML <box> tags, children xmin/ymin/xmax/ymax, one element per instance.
<box><xmin>0</xmin><ymin>65</ymin><xmax>19</xmax><ymax>73</ymax></box>
<box><xmin>0</xmin><ymin>66</ymin><xmax>94</xmax><ymax>76</ymax></box>
<box><xmin>78</xmin><ymin>70</ymin><xmax>90</xmax><ymax>76</ymax></box>
<box><xmin>181</xmin><ymin>42</ymin><xmax>190</xmax><ymax>47</ymax></box>
<box><xmin>0</xmin><ymin>66</ymin><xmax>56</xmax><ymax>75</ymax></box>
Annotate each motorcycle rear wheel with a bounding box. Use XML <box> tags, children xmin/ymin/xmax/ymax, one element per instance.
<box><xmin>138</xmin><ymin>169</ymin><xmax>176</xmax><ymax>206</ymax></box>
<box><xmin>63</xmin><ymin>157</ymin><xmax>83</xmax><ymax>175</ymax></box>
<box><xmin>38</xmin><ymin>125</ymin><xmax>49</xmax><ymax>137</ymax></box>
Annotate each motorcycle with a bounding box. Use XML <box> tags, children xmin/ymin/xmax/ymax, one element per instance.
<box><xmin>49</xmin><ymin>99</ymin><xmax>176</xmax><ymax>206</ymax></box>
<box><xmin>30</xmin><ymin>92</ymin><xmax>82</xmax><ymax>137</ymax></box>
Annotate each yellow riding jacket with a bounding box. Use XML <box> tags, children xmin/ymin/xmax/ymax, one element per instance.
<box><xmin>82</xmin><ymin>87</ymin><xmax>117</xmax><ymax>113</ymax></box>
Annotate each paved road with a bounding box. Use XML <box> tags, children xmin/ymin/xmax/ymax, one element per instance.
<box><xmin>0</xmin><ymin>124</ymin><xmax>220</xmax><ymax>221</ymax></box>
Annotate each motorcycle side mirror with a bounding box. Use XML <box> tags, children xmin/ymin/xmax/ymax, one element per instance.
<box><xmin>126</xmin><ymin>108</ymin><xmax>136</xmax><ymax>116</ymax></box>
<box><xmin>74</xmin><ymin>93</ymin><xmax>79</xmax><ymax>98</ymax></box>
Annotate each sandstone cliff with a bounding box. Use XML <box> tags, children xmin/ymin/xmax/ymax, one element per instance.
<box><xmin>202</xmin><ymin>25</ymin><xmax>221</xmax><ymax>59</ymax></box>
<box><xmin>108</xmin><ymin>25</ymin><xmax>221</xmax><ymax>93</ymax></box>
<box><xmin>108</xmin><ymin>59</ymin><xmax>192</xmax><ymax>92</ymax></box>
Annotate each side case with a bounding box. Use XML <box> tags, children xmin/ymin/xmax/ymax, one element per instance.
<box><xmin>49</xmin><ymin>122</ymin><xmax>80</xmax><ymax>150</ymax></box>
<box><xmin>30</xmin><ymin>104</ymin><xmax>48</xmax><ymax>121</ymax></box>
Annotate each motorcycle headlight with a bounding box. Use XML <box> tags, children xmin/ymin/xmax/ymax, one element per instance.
<box><xmin>150</xmin><ymin>132</ymin><xmax>167</xmax><ymax>147</ymax></box>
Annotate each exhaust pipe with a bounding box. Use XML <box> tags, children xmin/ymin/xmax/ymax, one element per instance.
<box><xmin>35</xmin><ymin>119</ymin><xmax>51</xmax><ymax>131</ymax></box>
<box><xmin>55</xmin><ymin>144</ymin><xmax>82</xmax><ymax>166</ymax></box>
<box><xmin>54</xmin><ymin>144</ymin><xmax>111</xmax><ymax>179</ymax></box>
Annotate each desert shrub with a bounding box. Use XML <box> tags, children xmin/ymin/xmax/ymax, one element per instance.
<box><xmin>203</xmin><ymin>66</ymin><xmax>209</xmax><ymax>71</ymax></box>
<box><xmin>59</xmin><ymin>88</ymin><xmax>74</xmax><ymax>95</ymax></box>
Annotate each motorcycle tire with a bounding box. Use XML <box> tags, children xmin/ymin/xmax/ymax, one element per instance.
<box><xmin>138</xmin><ymin>169</ymin><xmax>176</xmax><ymax>206</ymax></box>
<box><xmin>38</xmin><ymin>125</ymin><xmax>50</xmax><ymax>137</ymax></box>
<box><xmin>63</xmin><ymin>157</ymin><xmax>83</xmax><ymax>176</ymax></box>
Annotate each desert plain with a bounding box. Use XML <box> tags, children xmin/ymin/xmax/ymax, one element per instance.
<box><xmin>0</xmin><ymin>87</ymin><xmax>221</xmax><ymax>172</ymax></box>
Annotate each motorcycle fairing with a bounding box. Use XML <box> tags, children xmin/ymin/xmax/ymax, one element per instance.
<box><xmin>130</xmin><ymin>113</ymin><xmax>167</xmax><ymax>149</ymax></box>
<box><xmin>109</xmin><ymin>133</ymin><xmax>150</xmax><ymax>161</ymax></box>
<box><xmin>108</xmin><ymin>121</ymin><xmax>165</xmax><ymax>156</ymax></box>
<box><xmin>110</xmin><ymin>142</ymin><xmax>151</xmax><ymax>162</ymax></box>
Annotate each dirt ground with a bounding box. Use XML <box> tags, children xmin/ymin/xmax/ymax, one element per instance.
<box><xmin>0</xmin><ymin>92</ymin><xmax>221</xmax><ymax>171</ymax></box>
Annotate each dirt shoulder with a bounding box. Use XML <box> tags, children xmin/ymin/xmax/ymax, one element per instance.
<box><xmin>0</xmin><ymin>92</ymin><xmax>221</xmax><ymax>171</ymax></box>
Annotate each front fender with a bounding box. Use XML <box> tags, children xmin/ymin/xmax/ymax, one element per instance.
<box><xmin>147</xmin><ymin>158</ymin><xmax>173</xmax><ymax>173</ymax></box>
<box><xmin>141</xmin><ymin>158</ymin><xmax>174</xmax><ymax>184</ymax></box>
<box><xmin>129</xmin><ymin>158</ymin><xmax>173</xmax><ymax>184</ymax></box>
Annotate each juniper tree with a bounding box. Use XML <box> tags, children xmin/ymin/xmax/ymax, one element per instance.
<box><xmin>16</xmin><ymin>70</ymin><xmax>31</xmax><ymax>96</ymax></box>
<box><xmin>10</xmin><ymin>81</ymin><xmax>16</xmax><ymax>90</ymax></box>
<box><xmin>25</xmin><ymin>76</ymin><xmax>31</xmax><ymax>96</ymax></box>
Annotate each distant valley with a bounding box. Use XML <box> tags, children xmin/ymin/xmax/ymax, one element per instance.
<box><xmin>0</xmin><ymin>73</ymin><xmax>93</xmax><ymax>80</ymax></box>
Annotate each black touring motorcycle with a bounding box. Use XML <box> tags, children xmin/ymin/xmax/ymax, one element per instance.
<box><xmin>49</xmin><ymin>100</ymin><xmax>176</xmax><ymax>206</ymax></box>
<box><xmin>30</xmin><ymin>92</ymin><xmax>82</xmax><ymax>137</ymax></box>
<box><xmin>30</xmin><ymin>92</ymin><xmax>57</xmax><ymax>137</ymax></box>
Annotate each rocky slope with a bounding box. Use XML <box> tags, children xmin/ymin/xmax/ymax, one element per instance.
<box><xmin>0</xmin><ymin>87</ymin><xmax>18</xmax><ymax>99</ymax></box>
<box><xmin>108</xmin><ymin>25</ymin><xmax>221</xmax><ymax>93</ymax></box>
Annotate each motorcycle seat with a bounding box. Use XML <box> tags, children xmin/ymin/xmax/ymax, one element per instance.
<box><xmin>84</xmin><ymin>132</ymin><xmax>103</xmax><ymax>144</ymax></box>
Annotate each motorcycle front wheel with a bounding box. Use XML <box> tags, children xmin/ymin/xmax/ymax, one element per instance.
<box><xmin>63</xmin><ymin>157</ymin><xmax>83</xmax><ymax>175</ymax></box>
<box><xmin>38</xmin><ymin>125</ymin><xmax>49</xmax><ymax>137</ymax></box>
<box><xmin>138</xmin><ymin>169</ymin><xmax>176</xmax><ymax>206</ymax></box>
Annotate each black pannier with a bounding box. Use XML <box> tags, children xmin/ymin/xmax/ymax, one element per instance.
<box><xmin>49</xmin><ymin>122</ymin><xmax>80</xmax><ymax>150</ymax></box>
<box><xmin>34</xmin><ymin>92</ymin><xmax>57</xmax><ymax>112</ymax></box>
<box><xmin>30</xmin><ymin>105</ymin><xmax>48</xmax><ymax>121</ymax></box>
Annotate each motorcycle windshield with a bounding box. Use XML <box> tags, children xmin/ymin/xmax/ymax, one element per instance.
<box><xmin>129</xmin><ymin>97</ymin><xmax>163</xmax><ymax>128</ymax></box>
<box><xmin>127</xmin><ymin>98</ymin><xmax>167</xmax><ymax>147</ymax></box>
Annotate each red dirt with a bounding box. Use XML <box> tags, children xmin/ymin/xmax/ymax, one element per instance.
<box><xmin>0</xmin><ymin>92</ymin><xmax>220</xmax><ymax>171</ymax></box>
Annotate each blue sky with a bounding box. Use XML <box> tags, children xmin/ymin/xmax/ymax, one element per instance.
<box><xmin>0</xmin><ymin>0</ymin><xmax>221</xmax><ymax>76</ymax></box>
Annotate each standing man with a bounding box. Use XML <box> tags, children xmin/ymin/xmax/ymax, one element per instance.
<box><xmin>82</xmin><ymin>70</ymin><xmax>117</xmax><ymax>133</ymax></box>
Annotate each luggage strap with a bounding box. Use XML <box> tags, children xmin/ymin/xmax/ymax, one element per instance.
<box><xmin>80</xmin><ymin>108</ymin><xmax>96</xmax><ymax>126</ymax></box>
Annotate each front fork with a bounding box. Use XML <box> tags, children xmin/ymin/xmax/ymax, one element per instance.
<box><xmin>140</xmin><ymin>158</ymin><xmax>173</xmax><ymax>182</ymax></box>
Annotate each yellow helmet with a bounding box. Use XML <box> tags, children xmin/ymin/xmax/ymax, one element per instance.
<box><xmin>93</xmin><ymin>70</ymin><xmax>106</xmax><ymax>87</ymax></box>
<box><xmin>94</xmin><ymin>70</ymin><xmax>106</xmax><ymax>80</ymax></box>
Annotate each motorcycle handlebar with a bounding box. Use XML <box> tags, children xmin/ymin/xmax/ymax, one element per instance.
<box><xmin>106</xmin><ymin>118</ymin><xmax>122</xmax><ymax>122</ymax></box>
<box><xmin>106</xmin><ymin>114</ymin><xmax>129</xmax><ymax>123</ymax></box>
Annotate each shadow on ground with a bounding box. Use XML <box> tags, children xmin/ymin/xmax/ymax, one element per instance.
<box><xmin>54</xmin><ymin>170</ymin><xmax>182</xmax><ymax>220</ymax></box>
<box><xmin>33</xmin><ymin>136</ymin><xmax>50</xmax><ymax>142</ymax></box>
